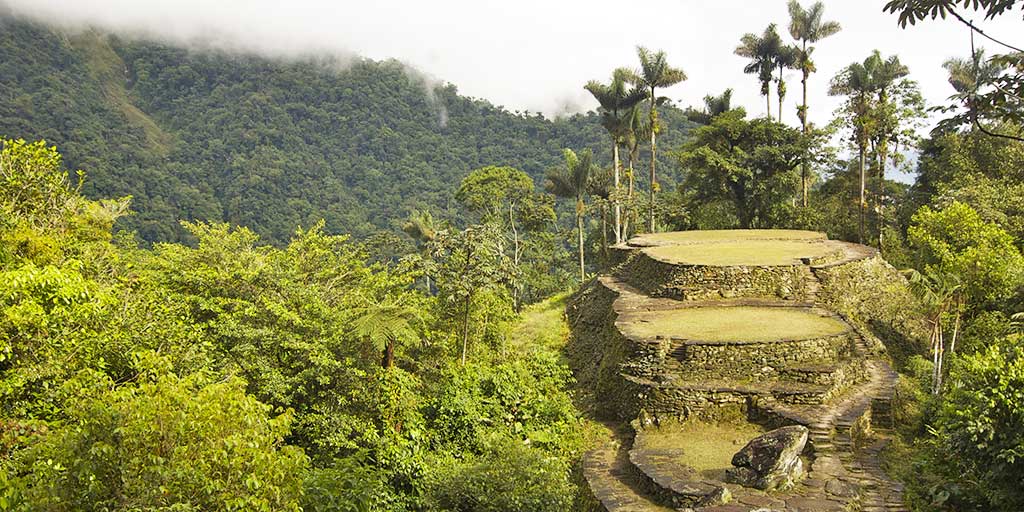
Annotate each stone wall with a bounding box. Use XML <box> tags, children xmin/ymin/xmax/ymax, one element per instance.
<box><xmin>815</xmin><ymin>255</ymin><xmax>929</xmax><ymax>364</ymax></box>
<box><xmin>667</xmin><ymin>333</ymin><xmax>856</xmax><ymax>376</ymax></box>
<box><xmin>565</xmin><ymin>279</ymin><xmax>661</xmax><ymax>420</ymax></box>
<box><xmin>615</xmin><ymin>250</ymin><xmax>811</xmax><ymax>302</ymax></box>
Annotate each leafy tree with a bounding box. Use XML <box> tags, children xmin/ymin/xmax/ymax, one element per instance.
<box><xmin>630</xmin><ymin>47</ymin><xmax>687</xmax><ymax>232</ymax></box>
<box><xmin>679</xmin><ymin>109</ymin><xmax>805</xmax><ymax>228</ymax></box>
<box><xmin>585</xmin><ymin>68</ymin><xmax>648</xmax><ymax>244</ymax></box>
<box><xmin>403</xmin><ymin>209</ymin><xmax>440</xmax><ymax>290</ymax></box>
<box><xmin>545</xmin><ymin>149</ymin><xmax>595</xmax><ymax>282</ymax></box>
<box><xmin>908</xmin><ymin>201</ymin><xmax>1024</xmax><ymax>307</ymax></box>
<box><xmin>787</xmin><ymin>0</ymin><xmax>842</xmax><ymax>205</ymax></box>
<box><xmin>455</xmin><ymin>166</ymin><xmax>555</xmax><ymax>310</ymax></box>
<box><xmin>884</xmin><ymin>0</ymin><xmax>1024</xmax><ymax>142</ymax></box>
<box><xmin>934</xmin><ymin>339</ymin><xmax>1024</xmax><ymax>511</ymax></box>
<box><xmin>429</xmin><ymin>225</ymin><xmax>511</xmax><ymax>365</ymax></box>
<box><xmin>7</xmin><ymin>354</ymin><xmax>308</xmax><ymax>511</ymax></box>
<box><xmin>352</xmin><ymin>300</ymin><xmax>421</xmax><ymax>370</ymax></box>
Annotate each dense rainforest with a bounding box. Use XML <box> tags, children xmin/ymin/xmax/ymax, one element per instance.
<box><xmin>2</xmin><ymin>0</ymin><xmax>1024</xmax><ymax>511</ymax></box>
<box><xmin>0</xmin><ymin>12</ymin><xmax>693</xmax><ymax>244</ymax></box>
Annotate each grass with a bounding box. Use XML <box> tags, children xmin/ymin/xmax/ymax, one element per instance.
<box><xmin>509</xmin><ymin>291</ymin><xmax>572</xmax><ymax>353</ymax></box>
<box><xmin>640</xmin><ymin>421</ymin><xmax>766</xmax><ymax>480</ymax></box>
<box><xmin>633</xmin><ymin>229</ymin><xmax>825</xmax><ymax>245</ymax></box>
<box><xmin>623</xmin><ymin>306</ymin><xmax>849</xmax><ymax>342</ymax></box>
<box><xmin>644</xmin><ymin>239</ymin><xmax>835</xmax><ymax>266</ymax></box>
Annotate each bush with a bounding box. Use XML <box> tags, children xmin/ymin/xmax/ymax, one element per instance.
<box><xmin>6</xmin><ymin>354</ymin><xmax>308</xmax><ymax>511</ymax></box>
<box><xmin>426</xmin><ymin>437</ymin><xmax>575</xmax><ymax>512</ymax></box>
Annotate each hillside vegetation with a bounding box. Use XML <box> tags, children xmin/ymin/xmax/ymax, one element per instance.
<box><xmin>0</xmin><ymin>14</ymin><xmax>694</xmax><ymax>244</ymax></box>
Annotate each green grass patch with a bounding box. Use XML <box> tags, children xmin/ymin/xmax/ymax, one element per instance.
<box><xmin>623</xmin><ymin>306</ymin><xmax>848</xmax><ymax>342</ymax></box>
<box><xmin>633</xmin><ymin>229</ymin><xmax>825</xmax><ymax>246</ymax></box>
<box><xmin>510</xmin><ymin>292</ymin><xmax>571</xmax><ymax>353</ymax></box>
<box><xmin>640</xmin><ymin>421</ymin><xmax>766</xmax><ymax>480</ymax></box>
<box><xmin>644</xmin><ymin>239</ymin><xmax>834</xmax><ymax>266</ymax></box>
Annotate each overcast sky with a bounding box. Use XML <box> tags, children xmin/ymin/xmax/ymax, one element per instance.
<box><xmin>3</xmin><ymin>0</ymin><xmax>1020</xmax><ymax>127</ymax></box>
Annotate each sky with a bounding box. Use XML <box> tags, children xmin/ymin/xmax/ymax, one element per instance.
<box><xmin>2</xmin><ymin>1</ymin><xmax>1020</xmax><ymax>132</ymax></box>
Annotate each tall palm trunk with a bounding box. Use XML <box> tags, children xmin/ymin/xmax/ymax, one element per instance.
<box><xmin>600</xmin><ymin>203</ymin><xmax>608</xmax><ymax>259</ymax></box>
<box><xmin>577</xmin><ymin>198</ymin><xmax>586</xmax><ymax>282</ymax></box>
<box><xmin>858</xmin><ymin>145</ymin><xmax>866</xmax><ymax>244</ymax></box>
<box><xmin>800</xmin><ymin>41</ymin><xmax>810</xmax><ymax>207</ymax></box>
<box><xmin>509</xmin><ymin>200</ymin><xmax>521</xmax><ymax>311</ymax></box>
<box><xmin>612</xmin><ymin>142</ymin><xmax>622</xmax><ymax>244</ymax></box>
<box><xmin>765</xmin><ymin>90</ymin><xmax>772</xmax><ymax>121</ymax></box>
<box><xmin>778</xmin><ymin>67</ymin><xmax>785</xmax><ymax>124</ymax></box>
<box><xmin>624</xmin><ymin>151</ymin><xmax>635</xmax><ymax>239</ymax></box>
<box><xmin>648</xmin><ymin>91</ymin><xmax>657</xmax><ymax>233</ymax></box>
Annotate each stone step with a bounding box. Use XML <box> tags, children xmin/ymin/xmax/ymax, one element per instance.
<box><xmin>582</xmin><ymin>444</ymin><xmax>677</xmax><ymax>512</ymax></box>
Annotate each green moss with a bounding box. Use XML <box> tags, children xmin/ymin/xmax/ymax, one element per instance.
<box><xmin>643</xmin><ymin>240</ymin><xmax>834</xmax><ymax>266</ymax></box>
<box><xmin>622</xmin><ymin>306</ymin><xmax>849</xmax><ymax>342</ymax></box>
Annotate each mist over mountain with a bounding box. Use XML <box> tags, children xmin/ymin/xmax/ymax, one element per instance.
<box><xmin>0</xmin><ymin>14</ymin><xmax>694</xmax><ymax>243</ymax></box>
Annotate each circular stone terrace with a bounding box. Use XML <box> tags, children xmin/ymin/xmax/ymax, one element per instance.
<box><xmin>628</xmin><ymin>230</ymin><xmax>846</xmax><ymax>267</ymax></box>
<box><xmin>619</xmin><ymin>306</ymin><xmax>850</xmax><ymax>343</ymax></box>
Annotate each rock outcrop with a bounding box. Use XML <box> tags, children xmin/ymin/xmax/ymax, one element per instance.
<box><xmin>726</xmin><ymin>426</ymin><xmax>808</xmax><ymax>491</ymax></box>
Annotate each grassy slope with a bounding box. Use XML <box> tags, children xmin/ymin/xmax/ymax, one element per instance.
<box><xmin>68</xmin><ymin>31</ymin><xmax>173</xmax><ymax>156</ymax></box>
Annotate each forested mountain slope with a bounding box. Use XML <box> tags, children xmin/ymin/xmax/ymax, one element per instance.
<box><xmin>0</xmin><ymin>14</ymin><xmax>695</xmax><ymax>243</ymax></box>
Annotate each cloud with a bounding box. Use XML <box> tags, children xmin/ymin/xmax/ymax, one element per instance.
<box><xmin>1</xmin><ymin>0</ymin><xmax>1019</xmax><ymax>126</ymax></box>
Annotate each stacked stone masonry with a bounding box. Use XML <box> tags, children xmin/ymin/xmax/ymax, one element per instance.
<box><xmin>567</xmin><ymin>230</ymin><xmax>915</xmax><ymax>512</ymax></box>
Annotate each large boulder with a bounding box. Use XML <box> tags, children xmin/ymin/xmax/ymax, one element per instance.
<box><xmin>725</xmin><ymin>425</ymin><xmax>808</xmax><ymax>491</ymax></box>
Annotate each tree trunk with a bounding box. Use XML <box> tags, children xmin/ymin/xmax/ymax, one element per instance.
<box><xmin>577</xmin><ymin>205</ymin><xmax>585</xmax><ymax>283</ymax></box>
<box><xmin>624</xmin><ymin>151</ymin><xmax>635</xmax><ymax>239</ymax></box>
<box><xmin>612</xmin><ymin>142</ymin><xmax>622</xmax><ymax>244</ymax></box>
<box><xmin>800</xmin><ymin>45</ymin><xmax>809</xmax><ymax>207</ymax></box>
<box><xmin>509</xmin><ymin>200</ymin><xmax>521</xmax><ymax>312</ymax></box>
<box><xmin>766</xmin><ymin>89</ymin><xmax>771</xmax><ymax>121</ymax></box>
<box><xmin>648</xmin><ymin>89</ymin><xmax>657</xmax><ymax>233</ymax></box>
<box><xmin>382</xmin><ymin>337</ymin><xmax>395</xmax><ymax>369</ymax></box>
<box><xmin>601</xmin><ymin>203</ymin><xmax>608</xmax><ymax>259</ymax></box>
<box><xmin>461</xmin><ymin>294</ymin><xmax>472</xmax><ymax>366</ymax></box>
<box><xmin>877</xmin><ymin>150</ymin><xmax>885</xmax><ymax>252</ymax></box>
<box><xmin>858</xmin><ymin>145</ymin><xmax>866</xmax><ymax>244</ymax></box>
<box><xmin>778</xmin><ymin>66</ymin><xmax>784</xmax><ymax>124</ymax></box>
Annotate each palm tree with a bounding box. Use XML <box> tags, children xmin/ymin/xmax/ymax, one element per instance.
<box><xmin>546</xmin><ymin>149</ymin><xmax>594</xmax><ymax>282</ymax></box>
<box><xmin>829</xmin><ymin>56</ymin><xmax>877</xmax><ymax>243</ymax></box>
<box><xmin>869</xmin><ymin>53</ymin><xmax>909</xmax><ymax>249</ymax></box>
<box><xmin>623</xmin><ymin>103</ymin><xmax>651</xmax><ymax>239</ymax></box>
<box><xmin>905</xmin><ymin>268</ymin><xmax>963</xmax><ymax>395</ymax></box>
<box><xmin>788</xmin><ymin>1</ymin><xmax>841</xmax><ymax>206</ymax></box>
<box><xmin>631</xmin><ymin>47</ymin><xmax>687</xmax><ymax>233</ymax></box>
<box><xmin>588</xmin><ymin>165</ymin><xmax>614</xmax><ymax>258</ymax></box>
<box><xmin>943</xmin><ymin>49</ymin><xmax>1005</xmax><ymax>129</ymax></box>
<box><xmin>736</xmin><ymin>25</ymin><xmax>783</xmax><ymax>120</ymax></box>
<box><xmin>351</xmin><ymin>300</ymin><xmax>420</xmax><ymax>369</ymax></box>
<box><xmin>403</xmin><ymin>210</ymin><xmax>438</xmax><ymax>290</ymax></box>
<box><xmin>585</xmin><ymin>68</ymin><xmax>647</xmax><ymax>244</ymax></box>
<box><xmin>775</xmin><ymin>45</ymin><xmax>800</xmax><ymax>124</ymax></box>
<box><xmin>684</xmin><ymin>89</ymin><xmax>734</xmax><ymax>124</ymax></box>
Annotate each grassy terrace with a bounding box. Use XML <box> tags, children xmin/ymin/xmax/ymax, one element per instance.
<box><xmin>638</xmin><ymin>421</ymin><xmax>767</xmax><ymax>480</ymax></box>
<box><xmin>622</xmin><ymin>306</ymin><xmax>849</xmax><ymax>342</ymax></box>
<box><xmin>643</xmin><ymin>239</ymin><xmax>836</xmax><ymax>266</ymax></box>
<box><xmin>630</xmin><ymin>229</ymin><xmax>826</xmax><ymax>247</ymax></box>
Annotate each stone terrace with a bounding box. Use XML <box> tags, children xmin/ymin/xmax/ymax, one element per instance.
<box><xmin>568</xmin><ymin>230</ymin><xmax>909</xmax><ymax>512</ymax></box>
